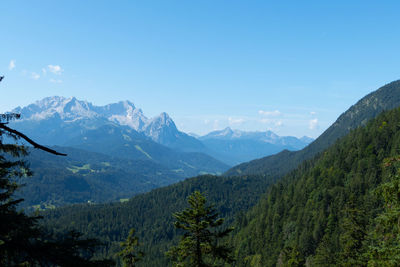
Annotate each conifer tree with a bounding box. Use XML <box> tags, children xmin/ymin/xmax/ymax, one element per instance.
<box><xmin>338</xmin><ymin>200</ymin><xmax>367</xmax><ymax>266</ymax></box>
<box><xmin>365</xmin><ymin>157</ymin><xmax>400</xmax><ymax>266</ymax></box>
<box><xmin>166</xmin><ymin>191</ymin><xmax>234</xmax><ymax>267</ymax></box>
<box><xmin>118</xmin><ymin>228</ymin><xmax>144</xmax><ymax>267</ymax></box>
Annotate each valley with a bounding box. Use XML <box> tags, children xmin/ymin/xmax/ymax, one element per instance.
<box><xmin>2</xmin><ymin>3</ymin><xmax>399</xmax><ymax>265</ymax></box>
<box><xmin>9</xmin><ymin>96</ymin><xmax>312</xmax><ymax>210</ymax></box>
<box><xmin>33</xmin><ymin>80</ymin><xmax>400</xmax><ymax>265</ymax></box>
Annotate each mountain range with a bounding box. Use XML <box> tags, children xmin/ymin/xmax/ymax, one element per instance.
<box><xmin>11</xmin><ymin>96</ymin><xmax>204</xmax><ymax>151</ymax></box>
<box><xmin>9</xmin><ymin>97</ymin><xmax>228</xmax><ymax>208</ymax></box>
<box><xmin>9</xmin><ymin>96</ymin><xmax>311</xmax><ymax>208</ymax></box>
<box><xmin>10</xmin><ymin>96</ymin><xmax>312</xmax><ymax>166</ymax></box>
<box><xmin>200</xmin><ymin>127</ymin><xmax>312</xmax><ymax>165</ymax></box>
<box><xmin>40</xmin><ymin>80</ymin><xmax>400</xmax><ymax>266</ymax></box>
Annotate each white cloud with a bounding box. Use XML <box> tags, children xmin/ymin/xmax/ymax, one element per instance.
<box><xmin>49</xmin><ymin>79</ymin><xmax>63</xmax><ymax>84</ymax></box>
<box><xmin>258</xmin><ymin>109</ymin><xmax>281</xmax><ymax>117</ymax></box>
<box><xmin>31</xmin><ymin>72</ymin><xmax>40</xmax><ymax>80</ymax></box>
<box><xmin>309</xmin><ymin>118</ymin><xmax>319</xmax><ymax>130</ymax></box>
<box><xmin>310</xmin><ymin>111</ymin><xmax>316</xmax><ymax>115</ymax></box>
<box><xmin>48</xmin><ymin>65</ymin><xmax>63</xmax><ymax>75</ymax></box>
<box><xmin>275</xmin><ymin>120</ymin><xmax>283</xmax><ymax>127</ymax></box>
<box><xmin>228</xmin><ymin>117</ymin><xmax>245</xmax><ymax>125</ymax></box>
<box><xmin>8</xmin><ymin>60</ymin><xmax>16</xmax><ymax>70</ymax></box>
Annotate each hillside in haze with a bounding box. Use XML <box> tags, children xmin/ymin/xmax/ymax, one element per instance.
<box><xmin>10</xmin><ymin>96</ymin><xmax>311</xmax><ymax>166</ymax></box>
<box><xmin>199</xmin><ymin>127</ymin><xmax>312</xmax><ymax>165</ymax></box>
<box><xmin>18</xmin><ymin>146</ymin><xmax>185</xmax><ymax>210</ymax></box>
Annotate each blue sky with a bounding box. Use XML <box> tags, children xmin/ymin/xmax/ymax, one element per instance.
<box><xmin>1</xmin><ymin>1</ymin><xmax>400</xmax><ymax>137</ymax></box>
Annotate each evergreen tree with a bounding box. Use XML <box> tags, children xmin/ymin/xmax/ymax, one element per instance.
<box><xmin>0</xmin><ymin>112</ymin><xmax>38</xmax><ymax>265</ymax></box>
<box><xmin>166</xmin><ymin>191</ymin><xmax>234</xmax><ymax>267</ymax></box>
<box><xmin>338</xmin><ymin>200</ymin><xmax>367</xmax><ymax>266</ymax></box>
<box><xmin>365</xmin><ymin>157</ymin><xmax>400</xmax><ymax>266</ymax></box>
<box><xmin>118</xmin><ymin>228</ymin><xmax>144</xmax><ymax>267</ymax></box>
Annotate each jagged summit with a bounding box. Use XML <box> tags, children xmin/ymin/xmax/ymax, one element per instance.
<box><xmin>12</xmin><ymin>96</ymin><xmax>97</xmax><ymax>121</ymax></box>
<box><xmin>10</xmin><ymin>96</ymin><xmax>201</xmax><ymax>151</ymax></box>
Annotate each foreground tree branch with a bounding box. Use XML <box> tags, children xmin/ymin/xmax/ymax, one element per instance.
<box><xmin>0</xmin><ymin>75</ymin><xmax>66</xmax><ymax>156</ymax></box>
<box><xmin>0</xmin><ymin>123</ymin><xmax>67</xmax><ymax>156</ymax></box>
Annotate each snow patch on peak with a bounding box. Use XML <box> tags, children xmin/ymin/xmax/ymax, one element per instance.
<box><xmin>13</xmin><ymin>96</ymin><xmax>98</xmax><ymax>121</ymax></box>
<box><xmin>11</xmin><ymin>96</ymin><xmax>187</xmax><ymax>145</ymax></box>
<box><xmin>147</xmin><ymin>112</ymin><xmax>176</xmax><ymax>130</ymax></box>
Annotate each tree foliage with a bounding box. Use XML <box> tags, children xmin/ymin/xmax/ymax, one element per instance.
<box><xmin>118</xmin><ymin>228</ymin><xmax>144</xmax><ymax>267</ymax></box>
<box><xmin>232</xmin><ymin>107</ymin><xmax>400</xmax><ymax>266</ymax></box>
<box><xmin>364</xmin><ymin>157</ymin><xmax>400</xmax><ymax>266</ymax></box>
<box><xmin>41</xmin><ymin>173</ymin><xmax>270</xmax><ymax>266</ymax></box>
<box><xmin>166</xmin><ymin>191</ymin><xmax>234</xmax><ymax>267</ymax></box>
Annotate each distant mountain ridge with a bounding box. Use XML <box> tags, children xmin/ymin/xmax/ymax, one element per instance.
<box><xmin>12</xmin><ymin>96</ymin><xmax>205</xmax><ymax>152</ymax></box>
<box><xmin>9</xmin><ymin>97</ymin><xmax>230</xmax><ymax>209</ymax></box>
<box><xmin>201</xmin><ymin>127</ymin><xmax>311</xmax><ymax>147</ymax></box>
<box><xmin>199</xmin><ymin>127</ymin><xmax>313</xmax><ymax>165</ymax></box>
<box><xmin>9</xmin><ymin>96</ymin><xmax>229</xmax><ymax>192</ymax></box>
<box><xmin>11</xmin><ymin>96</ymin><xmax>312</xmax><ymax>166</ymax></box>
<box><xmin>225</xmin><ymin>79</ymin><xmax>400</xmax><ymax>176</ymax></box>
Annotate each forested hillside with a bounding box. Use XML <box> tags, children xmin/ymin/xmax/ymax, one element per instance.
<box><xmin>232</xmin><ymin>107</ymin><xmax>400</xmax><ymax>266</ymax></box>
<box><xmin>18</xmin><ymin>146</ymin><xmax>183</xmax><ymax>210</ymax></box>
<box><xmin>41</xmin><ymin>173</ymin><xmax>272</xmax><ymax>266</ymax></box>
<box><xmin>226</xmin><ymin>80</ymin><xmax>400</xmax><ymax>178</ymax></box>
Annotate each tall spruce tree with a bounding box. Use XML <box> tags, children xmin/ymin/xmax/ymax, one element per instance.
<box><xmin>338</xmin><ymin>200</ymin><xmax>367</xmax><ymax>266</ymax></box>
<box><xmin>166</xmin><ymin>191</ymin><xmax>234</xmax><ymax>267</ymax></box>
<box><xmin>118</xmin><ymin>228</ymin><xmax>144</xmax><ymax>267</ymax></box>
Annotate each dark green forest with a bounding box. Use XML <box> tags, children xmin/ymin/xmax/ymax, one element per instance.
<box><xmin>232</xmin><ymin>107</ymin><xmax>400</xmax><ymax>266</ymax></box>
<box><xmin>41</xmin><ymin>173</ymin><xmax>272</xmax><ymax>266</ymax></box>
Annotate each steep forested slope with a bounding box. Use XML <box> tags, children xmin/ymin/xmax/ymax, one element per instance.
<box><xmin>41</xmin><ymin>174</ymin><xmax>272</xmax><ymax>266</ymax></box>
<box><xmin>232</xmin><ymin>107</ymin><xmax>400</xmax><ymax>266</ymax></box>
<box><xmin>226</xmin><ymin>80</ymin><xmax>400</xmax><ymax>178</ymax></box>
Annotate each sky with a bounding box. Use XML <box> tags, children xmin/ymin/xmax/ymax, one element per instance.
<box><xmin>1</xmin><ymin>1</ymin><xmax>400</xmax><ymax>138</ymax></box>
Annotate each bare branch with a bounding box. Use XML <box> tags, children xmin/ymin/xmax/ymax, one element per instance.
<box><xmin>0</xmin><ymin>123</ymin><xmax>67</xmax><ymax>156</ymax></box>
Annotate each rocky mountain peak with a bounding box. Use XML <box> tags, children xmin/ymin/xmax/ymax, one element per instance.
<box><xmin>10</xmin><ymin>96</ymin><xmax>189</xmax><ymax>148</ymax></box>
